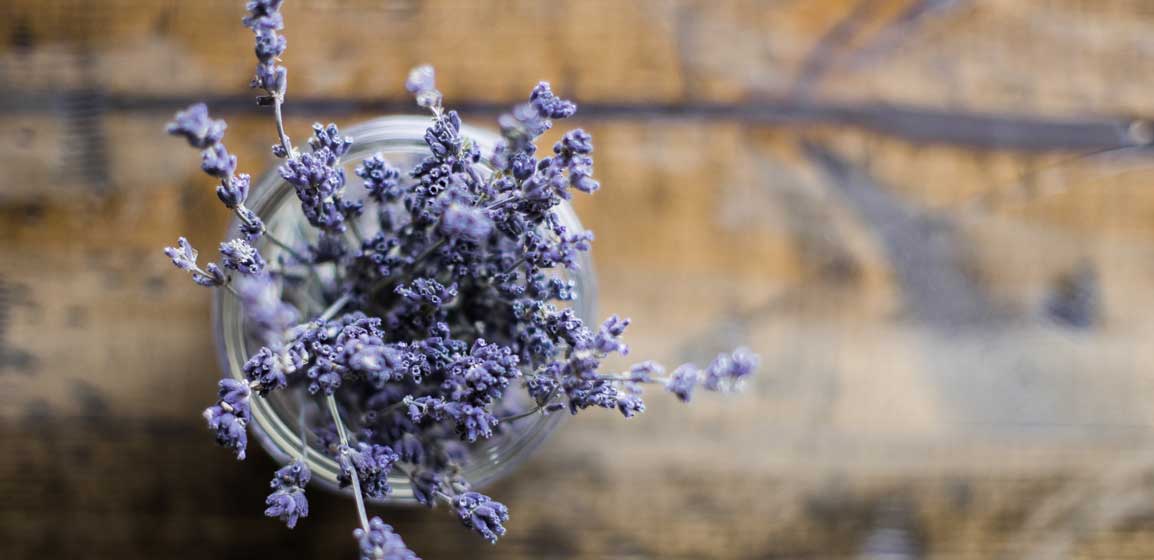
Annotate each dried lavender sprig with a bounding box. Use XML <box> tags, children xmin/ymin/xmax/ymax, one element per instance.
<box><xmin>319</xmin><ymin>292</ymin><xmax>353</xmax><ymax>322</ymax></box>
<box><xmin>406</xmin><ymin>65</ymin><xmax>443</xmax><ymax>117</ymax></box>
<box><xmin>264</xmin><ymin>459</ymin><xmax>310</xmax><ymax>528</ymax></box>
<box><xmin>165</xmin><ymin>103</ymin><xmax>311</xmax><ymax>269</ymax></box>
<box><xmin>163</xmin><ymin>237</ymin><xmax>246</xmax><ymax>297</ymax></box>
<box><xmin>355</xmin><ymin>517</ymin><xmax>419</xmax><ymax>560</ymax></box>
<box><xmin>244</xmin><ymin>0</ymin><xmax>295</xmax><ymax>158</ymax></box>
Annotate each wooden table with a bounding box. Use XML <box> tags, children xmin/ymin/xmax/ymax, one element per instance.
<box><xmin>6</xmin><ymin>1</ymin><xmax>1154</xmax><ymax>558</ymax></box>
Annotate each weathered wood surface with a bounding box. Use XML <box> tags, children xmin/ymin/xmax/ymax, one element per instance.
<box><xmin>7</xmin><ymin>1</ymin><xmax>1154</xmax><ymax>558</ymax></box>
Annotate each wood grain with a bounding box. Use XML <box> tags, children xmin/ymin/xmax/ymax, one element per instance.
<box><xmin>6</xmin><ymin>1</ymin><xmax>1154</xmax><ymax>559</ymax></box>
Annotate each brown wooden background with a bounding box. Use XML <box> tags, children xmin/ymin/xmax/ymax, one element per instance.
<box><xmin>7</xmin><ymin>0</ymin><xmax>1154</xmax><ymax>558</ymax></box>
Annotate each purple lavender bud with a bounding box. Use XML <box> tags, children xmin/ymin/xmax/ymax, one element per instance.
<box><xmin>243</xmin><ymin>346</ymin><xmax>297</xmax><ymax>394</ymax></box>
<box><xmin>564</xmin><ymin>377</ymin><xmax>619</xmax><ymax>414</ymax></box>
<box><xmin>234</xmin><ymin>274</ymin><xmax>299</xmax><ymax>335</ymax></box>
<box><xmin>702</xmin><ymin>348</ymin><xmax>759</xmax><ymax>392</ymax></box>
<box><xmin>555</xmin><ymin>129</ymin><xmax>593</xmax><ymax>155</ymax></box>
<box><xmin>338</xmin><ymin>443</ymin><xmax>399</xmax><ymax>499</ymax></box>
<box><xmin>354</xmin><ymin>517</ymin><xmax>419</xmax><ymax>560</ymax></box>
<box><xmin>405</xmin><ymin>65</ymin><xmax>442</xmax><ymax>109</ymax></box>
<box><xmin>395</xmin><ymin>278</ymin><xmax>457</xmax><ymax>308</ymax></box>
<box><xmin>236</xmin><ymin>207</ymin><xmax>265</xmax><ymax>239</ymax></box>
<box><xmin>309</xmin><ymin>123</ymin><xmax>353</xmax><ymax>158</ymax></box>
<box><xmin>165</xmin><ymin>238</ymin><xmax>227</xmax><ymax>287</ymax></box>
<box><xmin>587</xmin><ymin>315</ymin><xmax>629</xmax><ymax>355</ymax></box>
<box><xmin>272</xmin><ymin>143</ymin><xmax>289</xmax><ymax>158</ymax></box>
<box><xmin>203</xmin><ymin>378</ymin><xmax>251</xmax><ymax>460</ymax></box>
<box><xmin>219</xmin><ymin>377</ymin><xmax>251</xmax><ymax>407</ymax></box>
<box><xmin>192</xmin><ymin>262</ymin><xmax>227</xmax><ymax>287</ymax></box>
<box><xmin>665</xmin><ymin>364</ymin><xmax>700</xmax><ymax>403</ymax></box>
<box><xmin>356</xmin><ymin>154</ymin><xmax>403</xmax><ymax>202</ymax></box>
<box><xmin>453</xmin><ymin>492</ymin><xmax>510</xmax><ymax>543</ymax></box>
<box><xmin>219</xmin><ymin>238</ymin><xmax>266</xmax><ymax>275</ymax></box>
<box><xmin>627</xmin><ymin>361</ymin><xmax>663</xmax><ymax>383</ymax></box>
<box><xmin>409</xmin><ymin>469</ymin><xmax>442</xmax><ymax>508</ymax></box>
<box><xmin>253</xmin><ymin>63</ymin><xmax>287</xmax><ymax>94</ymax></box>
<box><xmin>439</xmin><ymin>204</ymin><xmax>493</xmax><ymax>242</ymax></box>
<box><xmin>615</xmin><ymin>386</ymin><xmax>645</xmax><ymax>418</ymax></box>
<box><xmin>264</xmin><ymin>459</ymin><xmax>310</xmax><ymax>529</ymax></box>
<box><xmin>510</xmin><ymin>153</ymin><xmax>536</xmax><ymax>181</ymax></box>
<box><xmin>525</xmin><ymin>370</ymin><xmax>558</xmax><ymax>404</ymax></box>
<box><xmin>529</xmin><ymin>82</ymin><xmax>577</xmax><ymax>119</ymax></box>
<box><xmin>405</xmin><ymin>396</ymin><xmax>448</xmax><ymax>423</ymax></box>
<box><xmin>422</xmin><ymin>111</ymin><xmax>463</xmax><ymax>158</ymax></box>
<box><xmin>453</xmin><ymin>404</ymin><xmax>498</xmax><ymax>443</ymax></box>
<box><xmin>394</xmin><ymin>432</ymin><xmax>425</xmax><ymax>465</ymax></box>
<box><xmin>306</xmin><ymin>357</ymin><xmax>343</xmax><ymax>395</ymax></box>
<box><xmin>166</xmin><ymin>103</ymin><xmax>227</xmax><ymax>149</ymax></box>
<box><xmin>601</xmin><ymin>315</ymin><xmax>629</xmax><ymax>337</ymax></box>
<box><xmin>569</xmin><ymin>167</ymin><xmax>600</xmax><ymax>193</ymax></box>
<box><xmin>216</xmin><ymin>173</ymin><xmax>251</xmax><ymax>208</ymax></box>
<box><xmin>164</xmin><ymin>237</ymin><xmax>199</xmax><ymax>271</ymax></box>
<box><xmin>201</xmin><ymin>143</ymin><xmax>238</xmax><ymax>178</ymax></box>
<box><xmin>253</xmin><ymin>29</ymin><xmax>286</xmax><ymax>62</ymax></box>
<box><xmin>242</xmin><ymin>0</ymin><xmax>284</xmax><ymax>31</ymax></box>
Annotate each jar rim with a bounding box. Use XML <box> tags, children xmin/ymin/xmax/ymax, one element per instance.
<box><xmin>212</xmin><ymin>115</ymin><xmax>597</xmax><ymax>502</ymax></box>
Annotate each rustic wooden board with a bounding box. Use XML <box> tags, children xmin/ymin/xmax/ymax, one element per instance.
<box><xmin>7</xmin><ymin>1</ymin><xmax>1154</xmax><ymax>559</ymax></box>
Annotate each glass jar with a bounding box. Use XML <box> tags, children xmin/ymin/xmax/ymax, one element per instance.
<box><xmin>212</xmin><ymin>115</ymin><xmax>596</xmax><ymax>501</ymax></box>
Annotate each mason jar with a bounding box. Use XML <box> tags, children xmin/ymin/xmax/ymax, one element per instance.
<box><xmin>213</xmin><ymin>115</ymin><xmax>596</xmax><ymax>501</ymax></box>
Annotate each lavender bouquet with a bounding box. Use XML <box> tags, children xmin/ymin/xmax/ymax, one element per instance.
<box><xmin>164</xmin><ymin>1</ymin><xmax>757</xmax><ymax>557</ymax></box>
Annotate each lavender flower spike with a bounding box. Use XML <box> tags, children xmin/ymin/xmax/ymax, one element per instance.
<box><xmin>406</xmin><ymin>65</ymin><xmax>441</xmax><ymax>110</ymax></box>
<box><xmin>217</xmin><ymin>173</ymin><xmax>251</xmax><ymax>209</ymax></box>
<box><xmin>665</xmin><ymin>364</ymin><xmax>700</xmax><ymax>403</ymax></box>
<box><xmin>703</xmin><ymin>348</ymin><xmax>759</xmax><ymax>392</ymax></box>
<box><xmin>264</xmin><ymin>459</ymin><xmax>310</xmax><ymax>528</ymax></box>
<box><xmin>164</xmin><ymin>237</ymin><xmax>226</xmax><ymax>287</ymax></box>
<box><xmin>338</xmin><ymin>443</ymin><xmax>400</xmax><ymax>499</ymax></box>
<box><xmin>202</xmin><ymin>378</ymin><xmax>251</xmax><ymax>459</ymax></box>
<box><xmin>219</xmin><ymin>238</ymin><xmax>266</xmax><ymax>275</ymax></box>
<box><xmin>453</xmin><ymin>492</ymin><xmax>510</xmax><ymax>543</ymax></box>
<box><xmin>355</xmin><ymin>517</ymin><xmax>419</xmax><ymax>560</ymax></box>
<box><xmin>439</xmin><ymin>203</ymin><xmax>493</xmax><ymax>242</ymax></box>
<box><xmin>166</xmin><ymin>103</ymin><xmax>226</xmax><ymax>149</ymax></box>
<box><xmin>202</xmin><ymin>143</ymin><xmax>239</xmax><ymax>179</ymax></box>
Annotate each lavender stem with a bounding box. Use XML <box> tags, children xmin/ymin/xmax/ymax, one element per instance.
<box><xmin>272</xmin><ymin>95</ymin><xmax>295</xmax><ymax>158</ymax></box>
<box><xmin>326</xmin><ymin>394</ymin><xmax>372</xmax><ymax>533</ymax></box>
<box><xmin>318</xmin><ymin>292</ymin><xmax>352</xmax><ymax>322</ymax></box>
<box><xmin>498</xmin><ymin>384</ymin><xmax>560</xmax><ymax>423</ymax></box>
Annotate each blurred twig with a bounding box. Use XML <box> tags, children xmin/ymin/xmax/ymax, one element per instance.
<box><xmin>0</xmin><ymin>89</ymin><xmax>1146</xmax><ymax>154</ymax></box>
<box><xmin>801</xmin><ymin>140</ymin><xmax>997</xmax><ymax>327</ymax></box>
<box><xmin>789</xmin><ymin>0</ymin><xmax>878</xmax><ymax>99</ymax></box>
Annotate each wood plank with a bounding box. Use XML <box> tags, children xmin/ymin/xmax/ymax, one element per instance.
<box><xmin>8</xmin><ymin>1</ymin><xmax>1154</xmax><ymax>558</ymax></box>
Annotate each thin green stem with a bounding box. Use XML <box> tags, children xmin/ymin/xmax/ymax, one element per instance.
<box><xmin>501</xmin><ymin>256</ymin><xmax>527</xmax><ymax>276</ymax></box>
<box><xmin>326</xmin><ymin>395</ymin><xmax>371</xmax><ymax>533</ymax></box>
<box><xmin>485</xmin><ymin>195</ymin><xmax>517</xmax><ymax>211</ymax></box>
<box><xmin>297</xmin><ymin>395</ymin><xmax>310</xmax><ymax>461</ymax></box>
<box><xmin>595</xmin><ymin>374</ymin><xmax>668</xmax><ymax>384</ymax></box>
<box><xmin>222</xmin><ymin>280</ymin><xmax>241</xmax><ymax>298</ymax></box>
<box><xmin>272</xmin><ymin>95</ymin><xmax>295</xmax><ymax>158</ymax></box>
<box><xmin>498</xmin><ymin>385</ymin><xmax>561</xmax><ymax>423</ymax></box>
<box><xmin>261</xmin><ymin>229</ymin><xmax>309</xmax><ymax>264</ymax></box>
<box><xmin>348</xmin><ymin>218</ymin><xmax>365</xmax><ymax>246</ymax></box>
<box><xmin>318</xmin><ymin>292</ymin><xmax>352</xmax><ymax>322</ymax></box>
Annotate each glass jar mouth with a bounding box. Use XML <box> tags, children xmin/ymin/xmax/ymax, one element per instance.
<box><xmin>212</xmin><ymin>115</ymin><xmax>597</xmax><ymax>502</ymax></box>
